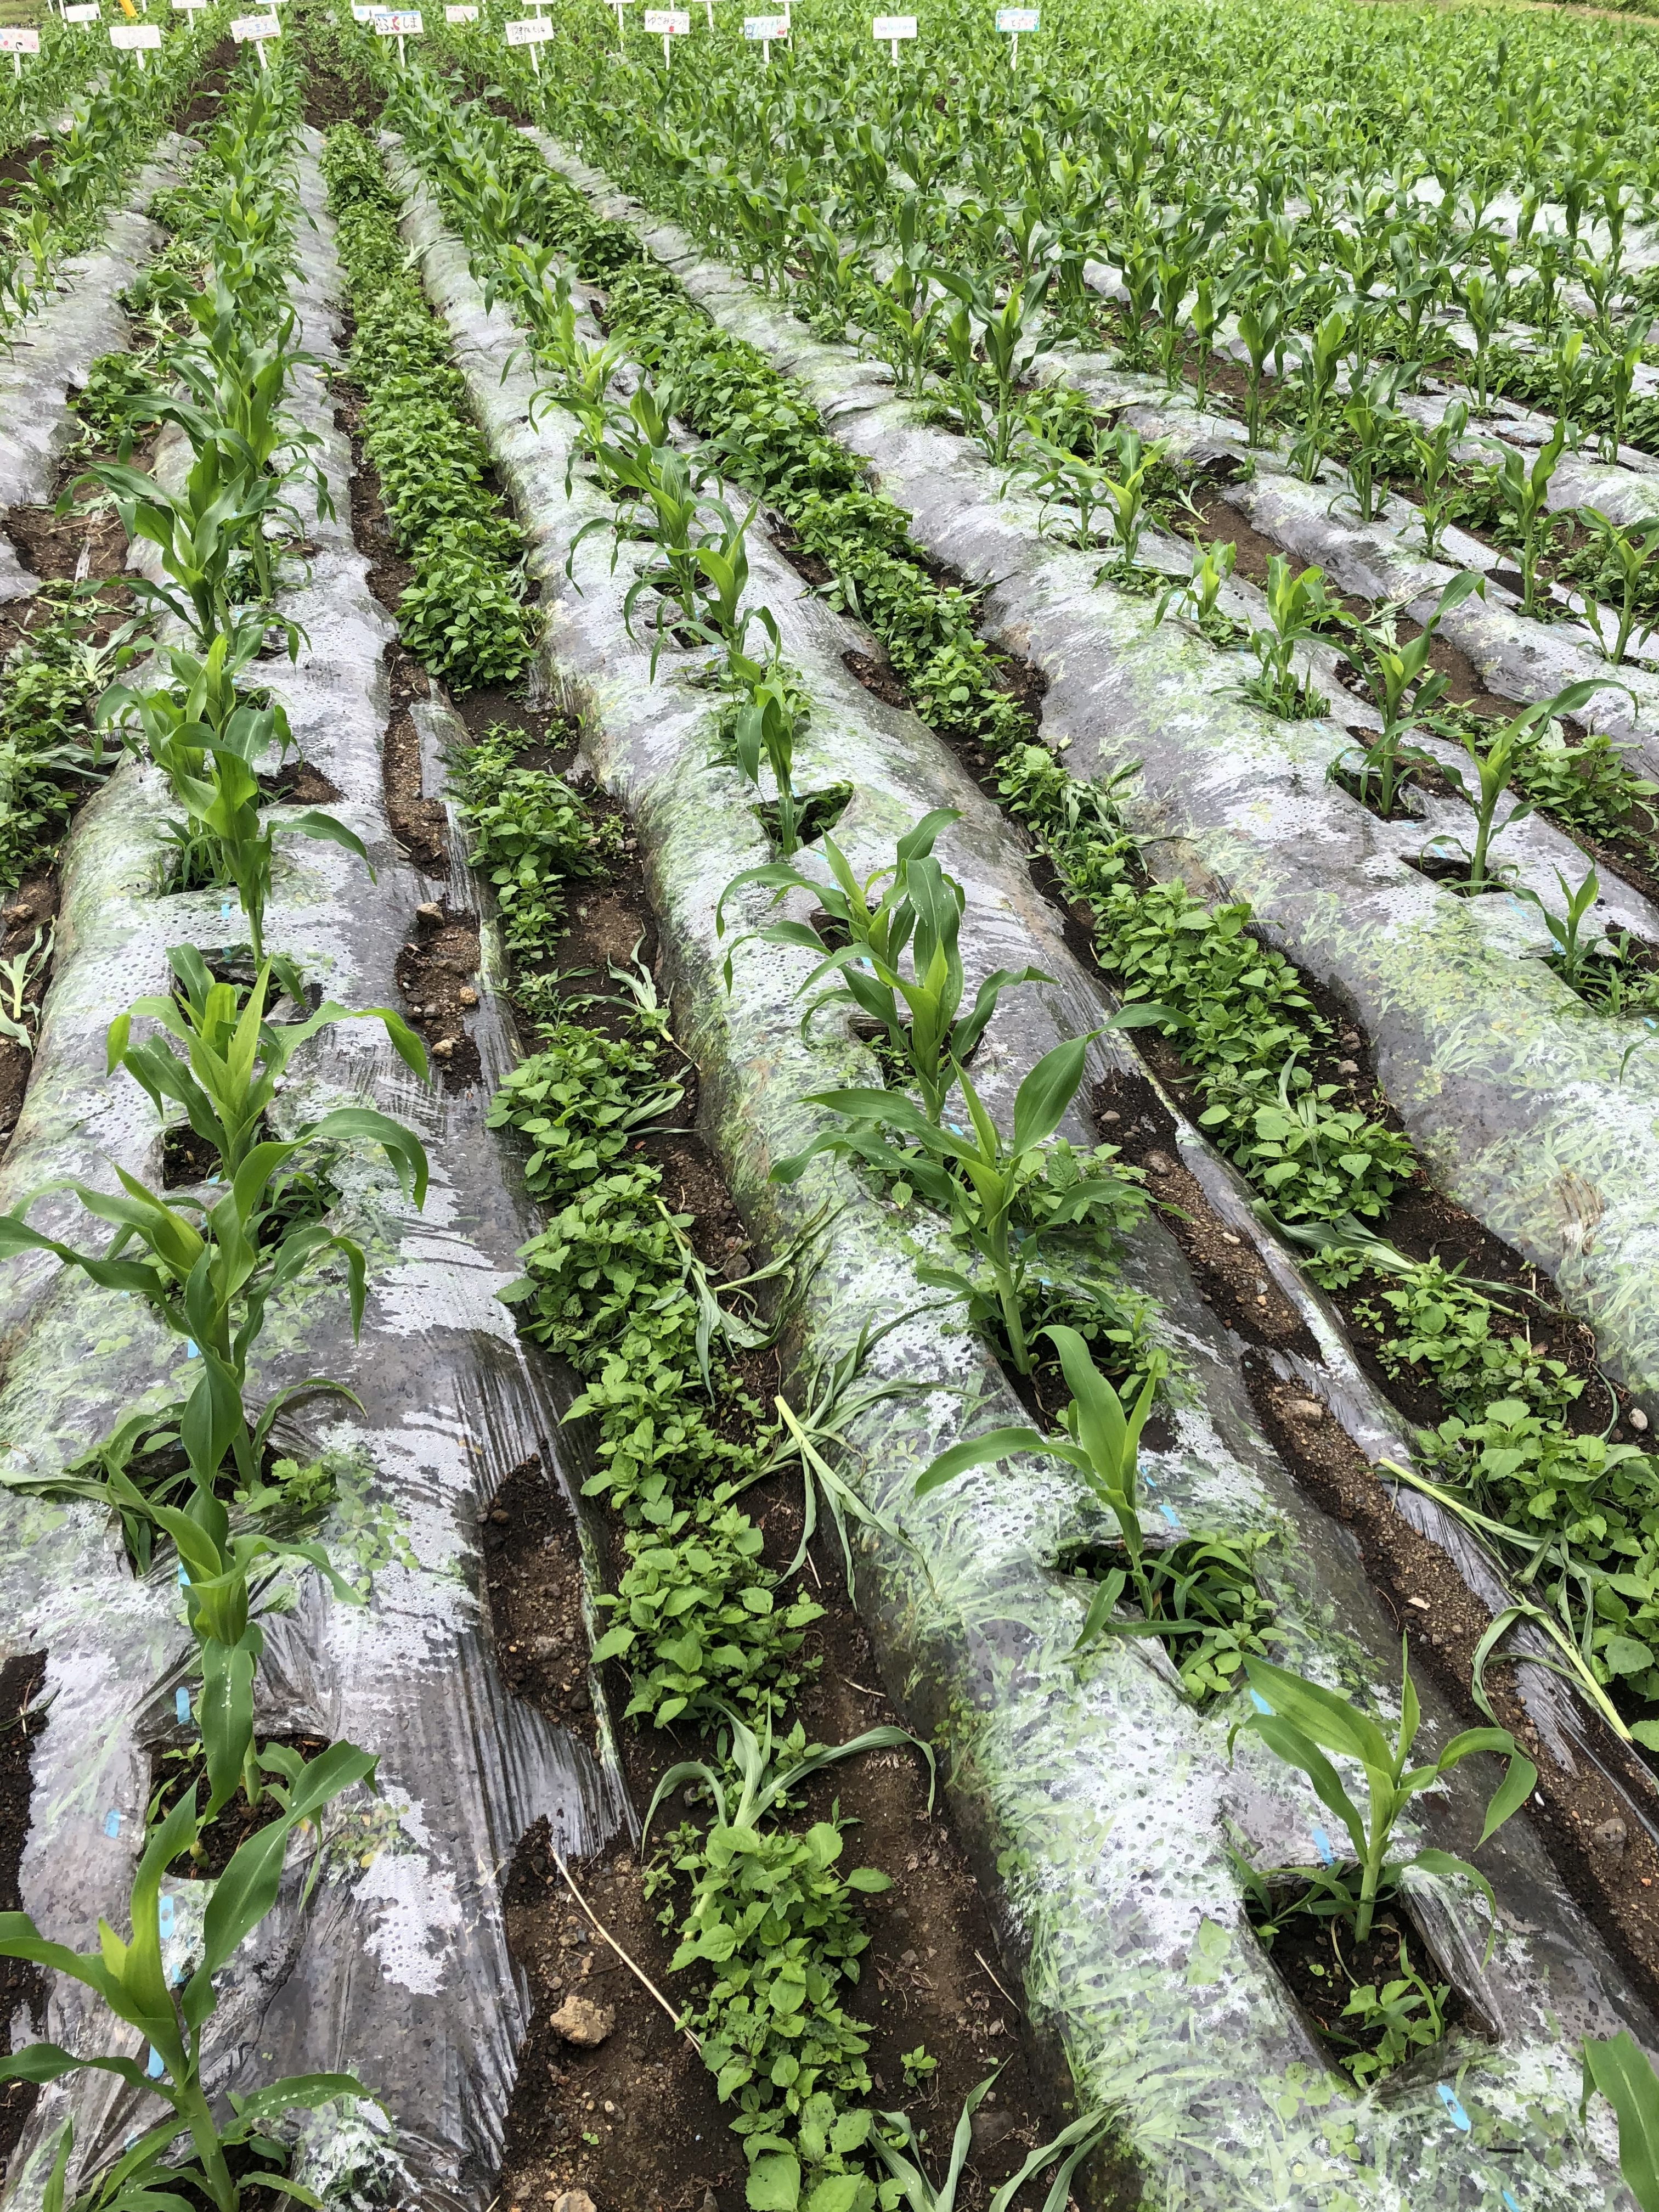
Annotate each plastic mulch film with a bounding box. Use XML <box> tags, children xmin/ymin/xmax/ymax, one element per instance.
<box><xmin>528</xmin><ymin>138</ymin><xmax>1659</xmax><ymax>1425</ymax></box>
<box><xmin>0</xmin><ymin>130</ymin><xmax>628</xmax><ymax>2212</ymax></box>
<box><xmin>0</xmin><ymin>137</ymin><xmax>188</xmax><ymax>524</ymax></box>
<box><xmin>393</xmin><ymin>148</ymin><xmax>1655</xmax><ymax>2211</ymax></box>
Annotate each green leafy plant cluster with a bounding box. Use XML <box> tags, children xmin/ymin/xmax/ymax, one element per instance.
<box><xmin>319</xmin><ymin>123</ymin><xmax>538</xmax><ymax>691</ymax></box>
<box><xmin>448</xmin><ymin>721</ymin><xmax>622</xmax><ymax>961</ymax></box>
<box><xmin>0</xmin><ymin>584</ymin><xmax>116</xmax><ymax>896</ymax></box>
<box><xmin>593</xmin><ymin>1492</ymin><xmax>824</xmax><ymax>1729</ymax></box>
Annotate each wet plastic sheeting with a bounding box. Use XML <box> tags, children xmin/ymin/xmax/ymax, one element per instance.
<box><xmin>0</xmin><ymin>133</ymin><xmax>627</xmax><ymax>2212</ymax></box>
<box><xmin>0</xmin><ymin>138</ymin><xmax>187</xmax><ymax>514</ymax></box>
<box><xmin>398</xmin><ymin>150</ymin><xmax>1652</xmax><ymax>2209</ymax></box>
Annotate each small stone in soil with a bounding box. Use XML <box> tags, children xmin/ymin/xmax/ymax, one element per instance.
<box><xmin>1286</xmin><ymin>1398</ymin><xmax>1324</xmax><ymax>1420</ymax></box>
<box><xmin>416</xmin><ymin>901</ymin><xmax>443</xmax><ymax>921</ymax></box>
<box><xmin>1593</xmin><ymin>1818</ymin><xmax>1628</xmax><ymax>1853</ymax></box>
<box><xmin>551</xmin><ymin>2195</ymin><xmax>597</xmax><ymax>2212</ymax></box>
<box><xmin>459</xmin><ymin>986</ymin><xmax>478</xmax><ymax>1006</ymax></box>
<box><xmin>1144</xmin><ymin>1150</ymin><xmax>1176</xmax><ymax>1174</ymax></box>
<box><xmin>1632</xmin><ymin>1408</ymin><xmax>1650</xmax><ymax>1433</ymax></box>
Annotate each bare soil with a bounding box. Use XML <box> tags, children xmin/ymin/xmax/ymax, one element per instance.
<box><xmin>0</xmin><ymin>1652</ymin><xmax>46</xmax><ymax>2170</ymax></box>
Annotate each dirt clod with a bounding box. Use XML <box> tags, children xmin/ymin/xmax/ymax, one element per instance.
<box><xmin>547</xmin><ymin>1994</ymin><xmax>614</xmax><ymax>2048</ymax></box>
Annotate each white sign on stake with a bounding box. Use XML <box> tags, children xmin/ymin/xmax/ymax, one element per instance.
<box><xmin>504</xmin><ymin>12</ymin><xmax>550</xmax><ymax>69</ymax></box>
<box><xmin>230</xmin><ymin>8</ymin><xmax>278</xmax><ymax>59</ymax></box>
<box><xmin>374</xmin><ymin>5</ymin><xmax>422</xmax><ymax>59</ymax></box>
<box><xmin>0</xmin><ymin>25</ymin><xmax>38</xmax><ymax>75</ymax></box>
<box><xmin>172</xmin><ymin>1</ymin><xmax>208</xmax><ymax>12</ymax></box>
<box><xmin>445</xmin><ymin>3</ymin><xmax>478</xmax><ymax>18</ymax></box>
<box><xmin>742</xmin><ymin>11</ymin><xmax>786</xmax><ymax>58</ymax></box>
<box><xmin>994</xmin><ymin>3</ymin><xmax>1035</xmax><ymax>63</ymax></box>
<box><xmin>109</xmin><ymin>19</ymin><xmax>161</xmax><ymax>61</ymax></box>
<box><xmin>351</xmin><ymin>4</ymin><xmax>376</xmax><ymax>17</ymax></box>
<box><xmin>871</xmin><ymin>12</ymin><xmax>913</xmax><ymax>61</ymax></box>
<box><xmin>63</xmin><ymin>4</ymin><xmax>98</xmax><ymax>20</ymax></box>
<box><xmin>642</xmin><ymin>4</ymin><xmax>686</xmax><ymax>59</ymax></box>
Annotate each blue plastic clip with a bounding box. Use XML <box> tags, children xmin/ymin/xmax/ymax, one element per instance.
<box><xmin>1159</xmin><ymin>1502</ymin><xmax>1181</xmax><ymax>1531</ymax></box>
<box><xmin>177</xmin><ymin>1561</ymin><xmax>189</xmax><ymax>1587</ymax></box>
<box><xmin>146</xmin><ymin>2047</ymin><xmax>165</xmax><ymax>2081</ymax></box>
<box><xmin>157</xmin><ymin>1894</ymin><xmax>174</xmax><ymax>1939</ymax></box>
<box><xmin>1311</xmin><ymin>1825</ymin><xmax>1335</xmax><ymax>1866</ymax></box>
<box><xmin>103</xmin><ymin>1809</ymin><xmax>121</xmax><ymax>1839</ymax></box>
<box><xmin>184</xmin><ymin>1340</ymin><xmax>199</xmax><ymax>1360</ymax></box>
<box><xmin>1249</xmin><ymin>1688</ymin><xmax>1273</xmax><ymax>1715</ymax></box>
<box><xmin>1437</xmin><ymin>2083</ymin><xmax>1471</xmax><ymax>2134</ymax></box>
<box><xmin>1502</xmin><ymin>2191</ymin><xmax>1521</xmax><ymax>2211</ymax></box>
<box><xmin>174</xmin><ymin>1686</ymin><xmax>190</xmax><ymax>1725</ymax></box>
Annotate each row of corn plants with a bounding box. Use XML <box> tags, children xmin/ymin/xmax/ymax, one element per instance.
<box><xmin>0</xmin><ymin>15</ymin><xmax>109</xmax><ymax>164</ymax></box>
<box><xmin>321</xmin><ymin>48</ymin><xmax>1659</xmax><ymax>2111</ymax></box>
<box><xmin>352</xmin><ymin>32</ymin><xmax>1567</xmax><ymax>2127</ymax></box>
<box><xmin>0</xmin><ymin>4</ymin><xmax>228</xmax><ymax>350</ymax></box>
<box><xmin>308</xmin><ymin>76</ymin><xmax>1132</xmax><ymax>2206</ymax></box>
<box><xmin>382</xmin><ymin>42</ymin><xmax>1659</xmax><ymax>1775</ymax></box>
<box><xmin>462</xmin><ymin>0</ymin><xmax>1659</xmax><ymax>753</ymax></box>
<box><xmin>0</xmin><ymin>46</ymin><xmax>436</xmax><ymax>2212</ymax></box>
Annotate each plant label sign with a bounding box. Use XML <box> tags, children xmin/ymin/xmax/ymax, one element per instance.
<box><xmin>994</xmin><ymin>4</ymin><xmax>1035</xmax><ymax>63</ymax></box>
<box><xmin>110</xmin><ymin>19</ymin><xmax>161</xmax><ymax>59</ymax></box>
<box><xmin>171</xmin><ymin>2</ymin><xmax>209</xmax><ymax>12</ymax></box>
<box><xmin>503</xmin><ymin>11</ymin><xmax>550</xmax><ymax>67</ymax></box>
<box><xmin>374</xmin><ymin>3</ymin><xmax>422</xmax><ymax>55</ymax></box>
<box><xmin>63</xmin><ymin>5</ymin><xmax>99</xmax><ymax>19</ymax></box>
<box><xmin>351</xmin><ymin>4</ymin><xmax>377</xmax><ymax>16</ymax></box>
<box><xmin>872</xmin><ymin>12</ymin><xmax>915</xmax><ymax>61</ymax></box>
<box><xmin>642</xmin><ymin>4</ymin><xmax>687</xmax><ymax>58</ymax></box>
<box><xmin>445</xmin><ymin>4</ymin><xmax>478</xmax><ymax>17</ymax></box>
<box><xmin>0</xmin><ymin>25</ymin><xmax>39</xmax><ymax>69</ymax></box>
<box><xmin>230</xmin><ymin>11</ymin><xmax>278</xmax><ymax>32</ymax></box>
<box><xmin>743</xmin><ymin>12</ymin><xmax>786</xmax><ymax>59</ymax></box>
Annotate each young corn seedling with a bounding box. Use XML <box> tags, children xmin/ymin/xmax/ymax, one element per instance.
<box><xmin>100</xmin><ymin>623</ymin><xmax>372</xmax><ymax>962</ymax></box>
<box><xmin>0</xmin><ymin>1741</ymin><xmax>377</xmax><ymax>2212</ymax></box>
<box><xmin>1592</xmin><ymin>312</ymin><xmax>1654</xmax><ymax>464</ymax></box>
<box><xmin>1552</xmin><ymin>327</ymin><xmax>1594</xmax><ymax>451</ymax></box>
<box><xmin>724</xmin><ymin>813</ymin><xmax>1048</xmax><ymax>1123</ymax></box>
<box><xmin>0</xmin><ymin>925</ymin><xmax>50</xmax><ymax>1053</ymax></box>
<box><xmin>1229</xmin><ymin>1640</ymin><xmax>1536</xmax><ymax>1945</ymax></box>
<box><xmin>774</xmin><ymin>1029</ymin><xmax>1153</xmax><ymax>1375</ymax></box>
<box><xmin>1237</xmin><ymin>293</ymin><xmax>1286</xmax><ymax>447</ymax></box>
<box><xmin>1407</xmin><ymin>398</ymin><xmax>1470</xmax><ymax>561</ymax></box>
<box><xmin>727</xmin><ymin>654</ymin><xmax>810</xmax><ymax>857</ymax></box>
<box><xmin>868</xmin><ymin>2074</ymin><xmax>1113</xmax><ymax>2212</ymax></box>
<box><xmin>1573</xmin><ymin>506</ymin><xmax>1659</xmax><ymax>667</ymax></box>
<box><xmin>1516</xmin><ymin>863</ymin><xmax>1604</xmax><ymax>994</ymax></box>
<box><xmin>917</xmin><ymin>1326</ymin><xmax>1267</xmax><ymax>1691</ymax></box>
<box><xmin>1333</xmin><ymin>570</ymin><xmax>1485</xmax><ymax>815</ymax></box>
<box><xmin>1290</xmin><ymin>305</ymin><xmax>1349</xmax><ymax>480</ymax></box>
<box><xmin>1338</xmin><ymin>371</ymin><xmax>1408</xmax><ymax>525</ymax></box>
<box><xmin>1245</xmin><ymin>555</ymin><xmax>1335</xmax><ymax>718</ymax></box>
<box><xmin>1094</xmin><ymin>426</ymin><xmax>1169</xmax><ymax>575</ymax></box>
<box><xmin>1453</xmin><ymin>252</ymin><xmax>1511</xmax><ymax>411</ymax></box>
<box><xmin>0</xmin><ymin>957</ymin><xmax>428</xmax><ymax>1496</ymax></box>
<box><xmin>1155</xmin><ymin>537</ymin><xmax>1239</xmax><ymax>644</ymax></box>
<box><xmin>1430</xmin><ymin>678</ymin><xmax>1626</xmax><ymax>890</ymax></box>
<box><xmin>1582</xmin><ymin>2032</ymin><xmax>1659</xmax><ymax>2212</ymax></box>
<box><xmin>1482</xmin><ymin>419</ymin><xmax>1566</xmax><ymax>617</ymax></box>
<box><xmin>928</xmin><ymin>266</ymin><xmax>1055</xmax><ymax>464</ymax></box>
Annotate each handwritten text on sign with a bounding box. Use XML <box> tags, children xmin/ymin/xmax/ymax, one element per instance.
<box><xmin>444</xmin><ymin>4</ymin><xmax>478</xmax><ymax>18</ymax></box>
<box><xmin>504</xmin><ymin>14</ymin><xmax>554</xmax><ymax>38</ymax></box>
<box><xmin>871</xmin><ymin>15</ymin><xmax>916</xmax><ymax>37</ymax></box>
<box><xmin>742</xmin><ymin>14</ymin><xmax>787</xmax><ymax>33</ymax></box>
<box><xmin>374</xmin><ymin>8</ymin><xmax>424</xmax><ymax>27</ymax></box>
<box><xmin>110</xmin><ymin>22</ymin><xmax>163</xmax><ymax>44</ymax></box>
<box><xmin>0</xmin><ymin>27</ymin><xmax>40</xmax><ymax>49</ymax></box>
<box><xmin>230</xmin><ymin>13</ymin><xmax>279</xmax><ymax>35</ymax></box>
<box><xmin>642</xmin><ymin>9</ymin><xmax>690</xmax><ymax>29</ymax></box>
<box><xmin>995</xmin><ymin>5</ymin><xmax>1037</xmax><ymax>25</ymax></box>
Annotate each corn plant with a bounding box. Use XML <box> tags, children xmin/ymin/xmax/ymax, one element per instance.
<box><xmin>1407</xmin><ymin>398</ymin><xmax>1469</xmax><ymax>560</ymax></box>
<box><xmin>868</xmin><ymin>2075</ymin><xmax>1112</xmax><ymax>2212</ymax></box>
<box><xmin>1573</xmin><ymin>506</ymin><xmax>1659</xmax><ymax>667</ymax></box>
<box><xmin>928</xmin><ymin>265</ymin><xmax>1054</xmax><ymax>464</ymax></box>
<box><xmin>1237</xmin><ymin>293</ymin><xmax>1286</xmax><ymax>446</ymax></box>
<box><xmin>1092</xmin><ymin>426</ymin><xmax>1168</xmax><ymax>574</ymax></box>
<box><xmin>1338</xmin><ymin>372</ymin><xmax>1407</xmax><ymax>525</ymax></box>
<box><xmin>722</xmin><ymin>814</ymin><xmax>1047</xmax><ymax>1123</ymax></box>
<box><xmin>0</xmin><ymin>925</ymin><xmax>50</xmax><ymax>1052</ymax></box>
<box><xmin>916</xmin><ymin>1326</ymin><xmax>1267</xmax><ymax>1688</ymax></box>
<box><xmin>1482</xmin><ymin>420</ymin><xmax>1565</xmax><ymax>616</ymax></box>
<box><xmin>1592</xmin><ymin>313</ymin><xmax>1654</xmax><ymax>464</ymax></box>
<box><xmin>1551</xmin><ymin>327</ymin><xmax>1594</xmax><ymax>451</ymax></box>
<box><xmin>774</xmin><ymin>1030</ymin><xmax>1154</xmax><ymax>1375</ymax></box>
<box><xmin>1155</xmin><ymin>537</ymin><xmax>1238</xmax><ymax>643</ymax></box>
<box><xmin>1229</xmin><ymin>1642</ymin><xmax>1536</xmax><ymax>1944</ymax></box>
<box><xmin>1582</xmin><ymin>2033</ymin><xmax>1659</xmax><ymax>2212</ymax></box>
<box><xmin>1430</xmin><ymin>678</ymin><xmax>1625</xmax><ymax>890</ymax></box>
<box><xmin>0</xmin><ymin>1742</ymin><xmax>376</xmax><ymax>2212</ymax></box>
<box><xmin>100</xmin><ymin>624</ymin><xmax>372</xmax><ymax>961</ymax></box>
<box><xmin>0</xmin><ymin>958</ymin><xmax>428</xmax><ymax>1496</ymax></box>
<box><xmin>1332</xmin><ymin>570</ymin><xmax>1485</xmax><ymax>815</ymax></box>
<box><xmin>1516</xmin><ymin>863</ymin><xmax>1603</xmax><ymax>994</ymax></box>
<box><xmin>1453</xmin><ymin>251</ymin><xmax>1510</xmax><ymax>410</ymax></box>
<box><xmin>1289</xmin><ymin>305</ymin><xmax>1349</xmax><ymax>479</ymax></box>
<box><xmin>1244</xmin><ymin>555</ymin><xmax>1335</xmax><ymax>718</ymax></box>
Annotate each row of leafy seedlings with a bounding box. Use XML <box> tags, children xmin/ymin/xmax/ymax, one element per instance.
<box><xmin>0</xmin><ymin>46</ymin><xmax>438</xmax><ymax>2212</ymax></box>
<box><xmin>309</xmin><ymin>80</ymin><xmax>1111</xmax><ymax>2208</ymax></box>
<box><xmin>0</xmin><ymin>5</ymin><xmax>230</xmax><ymax>350</ymax></box>
<box><xmin>360</xmin><ymin>49</ymin><xmax>1577</xmax><ymax>2119</ymax></box>
<box><xmin>372</xmin><ymin>58</ymin><xmax>1659</xmax><ymax>2095</ymax></box>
